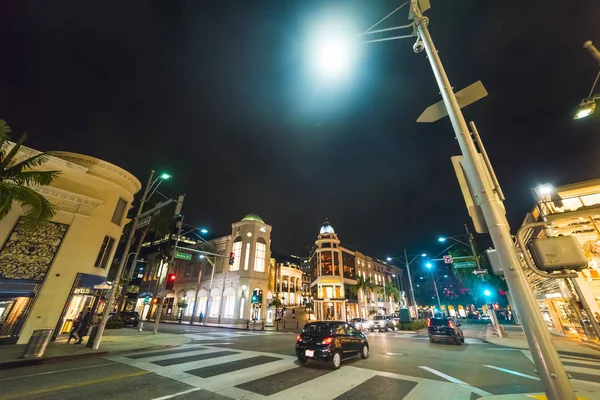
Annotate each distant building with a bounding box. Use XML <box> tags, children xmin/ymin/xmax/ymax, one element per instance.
<box><xmin>0</xmin><ymin>146</ymin><xmax>140</xmax><ymax>345</ymax></box>
<box><xmin>308</xmin><ymin>220</ymin><xmax>404</xmax><ymax>320</ymax></box>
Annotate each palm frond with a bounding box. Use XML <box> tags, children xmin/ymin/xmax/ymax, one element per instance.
<box><xmin>0</xmin><ymin>132</ymin><xmax>28</xmax><ymax>171</ymax></box>
<box><xmin>0</xmin><ymin>182</ymin><xmax>16</xmax><ymax>219</ymax></box>
<box><xmin>3</xmin><ymin>170</ymin><xmax>60</xmax><ymax>186</ymax></box>
<box><xmin>0</xmin><ymin>120</ymin><xmax>11</xmax><ymax>140</ymax></box>
<box><xmin>12</xmin><ymin>185</ymin><xmax>57</xmax><ymax>229</ymax></box>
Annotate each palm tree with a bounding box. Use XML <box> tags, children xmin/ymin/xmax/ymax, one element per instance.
<box><xmin>0</xmin><ymin>120</ymin><xmax>59</xmax><ymax>229</ymax></box>
<box><xmin>380</xmin><ymin>281</ymin><xmax>401</xmax><ymax>303</ymax></box>
<box><xmin>351</xmin><ymin>276</ymin><xmax>377</xmax><ymax>312</ymax></box>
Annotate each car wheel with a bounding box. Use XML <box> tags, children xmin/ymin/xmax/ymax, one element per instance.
<box><xmin>384</xmin><ymin>326</ymin><xmax>389</xmax><ymax>332</ymax></box>
<box><xmin>369</xmin><ymin>328</ymin><xmax>374</xmax><ymax>332</ymax></box>
<box><xmin>455</xmin><ymin>337</ymin><xmax>463</xmax><ymax>345</ymax></box>
<box><xmin>460</xmin><ymin>336</ymin><xmax>465</xmax><ymax>343</ymax></box>
<box><xmin>331</xmin><ymin>351</ymin><xmax>342</xmax><ymax>370</ymax></box>
<box><xmin>360</xmin><ymin>345</ymin><xmax>369</xmax><ymax>359</ymax></box>
<box><xmin>429</xmin><ymin>337</ymin><xmax>435</xmax><ymax>343</ymax></box>
<box><xmin>297</xmin><ymin>354</ymin><xmax>308</xmax><ymax>364</ymax></box>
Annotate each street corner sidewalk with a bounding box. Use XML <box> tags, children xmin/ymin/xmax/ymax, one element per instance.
<box><xmin>483</xmin><ymin>324</ymin><xmax>600</xmax><ymax>357</ymax></box>
<box><xmin>0</xmin><ymin>327</ymin><xmax>190</xmax><ymax>370</ymax></box>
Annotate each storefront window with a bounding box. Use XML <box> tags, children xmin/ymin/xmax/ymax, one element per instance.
<box><xmin>342</xmin><ymin>252</ymin><xmax>355</xmax><ymax>279</ymax></box>
<box><xmin>0</xmin><ymin>297</ymin><xmax>32</xmax><ymax>343</ymax></box>
<box><xmin>333</xmin><ymin>252</ymin><xmax>340</xmax><ymax>276</ymax></box>
<box><xmin>321</xmin><ymin>252</ymin><xmax>333</xmax><ymax>275</ymax></box>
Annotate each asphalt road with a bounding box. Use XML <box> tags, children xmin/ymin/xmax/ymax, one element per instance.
<box><xmin>1</xmin><ymin>322</ymin><xmax>599</xmax><ymax>400</ymax></box>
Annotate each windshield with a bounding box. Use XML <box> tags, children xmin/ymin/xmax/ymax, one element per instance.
<box><xmin>302</xmin><ymin>324</ymin><xmax>332</xmax><ymax>338</ymax></box>
<box><xmin>350</xmin><ymin>318</ymin><xmax>362</xmax><ymax>322</ymax></box>
<box><xmin>374</xmin><ymin>316</ymin><xmax>385</xmax><ymax>320</ymax></box>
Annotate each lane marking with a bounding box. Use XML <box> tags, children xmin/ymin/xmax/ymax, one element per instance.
<box><xmin>0</xmin><ymin>370</ymin><xmax>149</xmax><ymax>399</ymax></box>
<box><xmin>483</xmin><ymin>365</ymin><xmax>540</xmax><ymax>381</ymax></box>
<box><xmin>418</xmin><ymin>366</ymin><xmax>491</xmax><ymax>397</ymax></box>
<box><xmin>0</xmin><ymin>361</ymin><xmax>118</xmax><ymax>382</ymax></box>
<box><xmin>385</xmin><ymin>352</ymin><xmax>404</xmax><ymax>356</ymax></box>
<box><xmin>150</xmin><ymin>388</ymin><xmax>201</xmax><ymax>399</ymax></box>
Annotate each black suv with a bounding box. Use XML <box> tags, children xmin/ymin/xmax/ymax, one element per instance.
<box><xmin>428</xmin><ymin>317</ymin><xmax>464</xmax><ymax>344</ymax></box>
<box><xmin>296</xmin><ymin>321</ymin><xmax>369</xmax><ymax>369</ymax></box>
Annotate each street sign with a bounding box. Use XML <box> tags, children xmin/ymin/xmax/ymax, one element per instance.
<box><xmin>473</xmin><ymin>269</ymin><xmax>488</xmax><ymax>275</ymax></box>
<box><xmin>453</xmin><ymin>261</ymin><xmax>477</xmax><ymax>269</ymax></box>
<box><xmin>443</xmin><ymin>255</ymin><xmax>453</xmax><ymax>264</ymax></box>
<box><xmin>137</xmin><ymin>215</ymin><xmax>151</xmax><ymax>230</ymax></box>
<box><xmin>175</xmin><ymin>251</ymin><xmax>192</xmax><ymax>261</ymax></box>
<box><xmin>417</xmin><ymin>81</ymin><xmax>487</xmax><ymax>123</ymax></box>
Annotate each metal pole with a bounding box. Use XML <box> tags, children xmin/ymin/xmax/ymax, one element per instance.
<box><xmin>464</xmin><ymin>224</ymin><xmax>481</xmax><ymax>270</ymax></box>
<box><xmin>93</xmin><ymin>170</ymin><xmax>155</xmax><ymax>350</ymax></box>
<box><xmin>190</xmin><ymin>257</ymin><xmax>204</xmax><ymax>324</ymax></box>
<box><xmin>404</xmin><ymin>249</ymin><xmax>417</xmax><ymax>318</ymax></box>
<box><xmin>153</xmin><ymin>206</ymin><xmax>185</xmax><ymax>334</ymax></box>
<box><xmin>203</xmin><ymin>256</ymin><xmax>216</xmax><ymax>326</ymax></box>
<box><xmin>413</xmin><ymin>6</ymin><xmax>575</xmax><ymax>398</ymax></box>
<box><xmin>430</xmin><ymin>271</ymin><xmax>442</xmax><ymax>313</ymax></box>
<box><xmin>118</xmin><ymin>224</ymin><xmax>150</xmax><ymax>314</ymax></box>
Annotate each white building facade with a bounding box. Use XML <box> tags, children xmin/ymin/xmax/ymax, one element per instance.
<box><xmin>0</xmin><ymin>147</ymin><xmax>140</xmax><ymax>344</ymax></box>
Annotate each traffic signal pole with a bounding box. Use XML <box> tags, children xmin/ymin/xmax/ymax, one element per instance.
<box><xmin>153</xmin><ymin>208</ymin><xmax>185</xmax><ymax>334</ymax></box>
<box><xmin>411</xmin><ymin>3</ymin><xmax>575</xmax><ymax>398</ymax></box>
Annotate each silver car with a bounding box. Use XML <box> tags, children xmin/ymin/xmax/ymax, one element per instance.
<box><xmin>370</xmin><ymin>315</ymin><xmax>395</xmax><ymax>332</ymax></box>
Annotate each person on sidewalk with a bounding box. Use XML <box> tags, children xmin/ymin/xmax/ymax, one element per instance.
<box><xmin>75</xmin><ymin>307</ymin><xmax>92</xmax><ymax>345</ymax></box>
<box><xmin>199</xmin><ymin>311</ymin><xmax>204</xmax><ymax>323</ymax></box>
<box><xmin>67</xmin><ymin>312</ymin><xmax>83</xmax><ymax>344</ymax></box>
<box><xmin>292</xmin><ymin>309</ymin><xmax>295</xmax><ymax>319</ymax></box>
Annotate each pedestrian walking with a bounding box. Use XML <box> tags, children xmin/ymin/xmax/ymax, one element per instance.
<box><xmin>67</xmin><ymin>312</ymin><xmax>82</xmax><ymax>344</ymax></box>
<box><xmin>199</xmin><ymin>311</ymin><xmax>204</xmax><ymax>323</ymax></box>
<box><xmin>292</xmin><ymin>309</ymin><xmax>296</xmax><ymax>319</ymax></box>
<box><xmin>75</xmin><ymin>307</ymin><xmax>92</xmax><ymax>345</ymax></box>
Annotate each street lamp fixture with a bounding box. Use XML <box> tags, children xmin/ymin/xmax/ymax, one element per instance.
<box><xmin>437</xmin><ymin>237</ymin><xmax>446</xmax><ymax>242</ymax></box>
<box><xmin>160</xmin><ymin>173</ymin><xmax>172</xmax><ymax>180</ymax></box>
<box><xmin>200</xmin><ymin>228</ymin><xmax>209</xmax><ymax>234</ymax></box>
<box><xmin>421</xmin><ymin>253</ymin><xmax>427</xmax><ymax>257</ymax></box>
<box><xmin>574</xmin><ymin>41</ymin><xmax>600</xmax><ymax>119</ymax></box>
<box><xmin>536</xmin><ymin>184</ymin><xmax>554</xmax><ymax>196</ymax></box>
<box><xmin>484</xmin><ymin>289</ymin><xmax>492</xmax><ymax>297</ymax></box>
<box><xmin>386</xmin><ymin>257</ymin><xmax>392</xmax><ymax>261</ymax></box>
<box><xmin>425</xmin><ymin>262</ymin><xmax>432</xmax><ymax>268</ymax></box>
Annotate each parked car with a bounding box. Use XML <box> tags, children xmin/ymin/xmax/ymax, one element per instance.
<box><xmin>349</xmin><ymin>318</ymin><xmax>369</xmax><ymax>331</ymax></box>
<box><xmin>428</xmin><ymin>317</ymin><xmax>464</xmax><ymax>344</ymax></box>
<box><xmin>296</xmin><ymin>321</ymin><xmax>369</xmax><ymax>369</ymax></box>
<box><xmin>370</xmin><ymin>315</ymin><xmax>395</xmax><ymax>332</ymax></box>
<box><xmin>108</xmin><ymin>311</ymin><xmax>140</xmax><ymax>327</ymax></box>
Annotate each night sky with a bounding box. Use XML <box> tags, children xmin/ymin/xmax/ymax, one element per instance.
<box><xmin>1</xmin><ymin>1</ymin><xmax>599</xmax><ymax>259</ymax></box>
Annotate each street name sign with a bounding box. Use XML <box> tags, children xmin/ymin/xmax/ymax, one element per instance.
<box><xmin>453</xmin><ymin>261</ymin><xmax>477</xmax><ymax>269</ymax></box>
<box><xmin>175</xmin><ymin>251</ymin><xmax>192</xmax><ymax>261</ymax></box>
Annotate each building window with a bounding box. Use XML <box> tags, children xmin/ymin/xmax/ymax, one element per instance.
<box><xmin>94</xmin><ymin>236</ymin><xmax>116</xmax><ymax>269</ymax></box>
<box><xmin>240</xmin><ymin>297</ymin><xmax>245</xmax><ymax>319</ymax></box>
<box><xmin>244</xmin><ymin>243</ymin><xmax>251</xmax><ymax>270</ymax></box>
<box><xmin>231</xmin><ymin>238</ymin><xmax>242</xmax><ymax>271</ymax></box>
<box><xmin>321</xmin><ymin>242</ymin><xmax>331</xmax><ymax>248</ymax></box>
<box><xmin>321</xmin><ymin>252</ymin><xmax>333</xmax><ymax>275</ymax></box>
<box><xmin>254</xmin><ymin>238</ymin><xmax>266</xmax><ymax>272</ymax></box>
<box><xmin>224</xmin><ymin>296</ymin><xmax>235</xmax><ymax>317</ymax></box>
<box><xmin>111</xmin><ymin>198</ymin><xmax>128</xmax><ymax>226</ymax></box>
<box><xmin>210</xmin><ymin>296</ymin><xmax>221</xmax><ymax>316</ymax></box>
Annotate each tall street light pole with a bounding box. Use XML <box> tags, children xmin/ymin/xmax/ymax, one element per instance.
<box><xmin>408</xmin><ymin>3</ymin><xmax>574</xmax><ymax>398</ymax></box>
<box><xmin>93</xmin><ymin>170</ymin><xmax>169</xmax><ymax>350</ymax></box>
<box><xmin>387</xmin><ymin>251</ymin><xmax>426</xmax><ymax>319</ymax></box>
<box><xmin>425</xmin><ymin>263</ymin><xmax>442</xmax><ymax>313</ymax></box>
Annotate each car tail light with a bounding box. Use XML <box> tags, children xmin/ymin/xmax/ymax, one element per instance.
<box><xmin>448</xmin><ymin>320</ymin><xmax>455</xmax><ymax>328</ymax></box>
<box><xmin>427</xmin><ymin>318</ymin><xmax>431</xmax><ymax>327</ymax></box>
<box><xmin>321</xmin><ymin>337</ymin><xmax>333</xmax><ymax>345</ymax></box>
<box><xmin>296</xmin><ymin>335</ymin><xmax>301</xmax><ymax>342</ymax></box>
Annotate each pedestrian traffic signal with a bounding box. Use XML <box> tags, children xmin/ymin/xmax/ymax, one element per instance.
<box><xmin>166</xmin><ymin>273</ymin><xmax>176</xmax><ymax>290</ymax></box>
<box><xmin>229</xmin><ymin>252</ymin><xmax>235</xmax><ymax>265</ymax></box>
<box><xmin>252</xmin><ymin>294</ymin><xmax>258</xmax><ymax>303</ymax></box>
<box><xmin>257</xmin><ymin>290</ymin><xmax>263</xmax><ymax>303</ymax></box>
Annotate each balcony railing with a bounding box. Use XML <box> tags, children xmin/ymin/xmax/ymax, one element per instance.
<box><xmin>536</xmin><ymin>192</ymin><xmax>600</xmax><ymax>221</ymax></box>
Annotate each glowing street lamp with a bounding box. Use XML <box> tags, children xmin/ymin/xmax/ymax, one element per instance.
<box><xmin>425</xmin><ymin>262</ymin><xmax>433</xmax><ymax>268</ymax></box>
<box><xmin>573</xmin><ymin>41</ymin><xmax>600</xmax><ymax>120</ymax></box>
<box><xmin>438</xmin><ymin>237</ymin><xmax>446</xmax><ymax>242</ymax></box>
<box><xmin>200</xmin><ymin>228</ymin><xmax>209</xmax><ymax>234</ymax></box>
<box><xmin>160</xmin><ymin>172</ymin><xmax>172</xmax><ymax>180</ymax></box>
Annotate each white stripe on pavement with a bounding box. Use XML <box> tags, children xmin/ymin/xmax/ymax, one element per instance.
<box><xmin>485</xmin><ymin>348</ymin><xmax>520</xmax><ymax>351</ymax></box>
<box><xmin>417</xmin><ymin>367</ymin><xmax>491</xmax><ymax>397</ymax></box>
<box><xmin>150</xmin><ymin>388</ymin><xmax>201</xmax><ymax>400</ymax></box>
<box><xmin>0</xmin><ymin>361</ymin><xmax>118</xmax><ymax>381</ymax></box>
<box><xmin>268</xmin><ymin>365</ymin><xmax>376</xmax><ymax>400</ymax></box>
<box><xmin>483</xmin><ymin>365</ymin><xmax>540</xmax><ymax>381</ymax></box>
<box><xmin>563</xmin><ymin>365</ymin><xmax>600</xmax><ymax>376</ymax></box>
<box><xmin>561</xmin><ymin>355</ymin><xmax>600</xmax><ymax>364</ymax></box>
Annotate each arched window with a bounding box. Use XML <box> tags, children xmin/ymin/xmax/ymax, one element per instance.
<box><xmin>231</xmin><ymin>237</ymin><xmax>242</xmax><ymax>271</ymax></box>
<box><xmin>254</xmin><ymin>238</ymin><xmax>267</xmax><ymax>272</ymax></box>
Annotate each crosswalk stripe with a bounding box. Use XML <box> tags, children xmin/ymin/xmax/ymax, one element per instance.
<box><xmin>153</xmin><ymin>350</ymin><xmax>239</xmax><ymax>367</ymax></box>
<box><xmin>185</xmin><ymin>355</ymin><xmax>281</xmax><ymax>378</ymax></box>
<box><xmin>562</xmin><ymin>360</ymin><xmax>600</xmax><ymax>368</ymax></box>
<box><xmin>124</xmin><ymin>347</ymin><xmax>211</xmax><ymax>363</ymax></box>
<box><xmin>125</xmin><ymin>347</ymin><xmax>205</xmax><ymax>360</ymax></box>
<box><xmin>403</xmin><ymin>380</ymin><xmax>479</xmax><ymax>400</ymax></box>
<box><xmin>561</xmin><ymin>355</ymin><xmax>600</xmax><ymax>364</ymax></box>
<box><xmin>563</xmin><ymin>365</ymin><xmax>600</xmax><ymax>377</ymax></box>
<box><xmin>270</xmin><ymin>365</ymin><xmax>376</xmax><ymax>399</ymax></box>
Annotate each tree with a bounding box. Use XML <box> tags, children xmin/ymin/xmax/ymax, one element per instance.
<box><xmin>0</xmin><ymin>120</ymin><xmax>60</xmax><ymax>229</ymax></box>
<box><xmin>380</xmin><ymin>281</ymin><xmax>401</xmax><ymax>303</ymax></box>
<box><xmin>270</xmin><ymin>297</ymin><xmax>282</xmax><ymax>320</ymax></box>
<box><xmin>448</xmin><ymin>248</ymin><xmax>508</xmax><ymax>304</ymax></box>
<box><xmin>351</xmin><ymin>276</ymin><xmax>377</xmax><ymax>310</ymax></box>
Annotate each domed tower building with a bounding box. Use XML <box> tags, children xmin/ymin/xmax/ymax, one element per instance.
<box><xmin>309</xmin><ymin>220</ymin><xmax>359</xmax><ymax>320</ymax></box>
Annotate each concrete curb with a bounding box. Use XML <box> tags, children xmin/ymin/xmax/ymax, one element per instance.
<box><xmin>0</xmin><ymin>343</ymin><xmax>182</xmax><ymax>371</ymax></box>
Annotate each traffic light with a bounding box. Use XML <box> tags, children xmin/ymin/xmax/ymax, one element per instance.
<box><xmin>229</xmin><ymin>252</ymin><xmax>235</xmax><ymax>265</ymax></box>
<box><xmin>493</xmin><ymin>304</ymin><xmax>500</xmax><ymax>311</ymax></box>
<box><xmin>257</xmin><ymin>290</ymin><xmax>263</xmax><ymax>303</ymax></box>
<box><xmin>166</xmin><ymin>273</ymin><xmax>176</xmax><ymax>290</ymax></box>
<box><xmin>252</xmin><ymin>294</ymin><xmax>258</xmax><ymax>303</ymax></box>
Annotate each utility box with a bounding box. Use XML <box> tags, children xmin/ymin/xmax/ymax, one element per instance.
<box><xmin>528</xmin><ymin>236</ymin><xmax>588</xmax><ymax>272</ymax></box>
<box><xmin>399</xmin><ymin>308</ymin><xmax>412</xmax><ymax>322</ymax></box>
<box><xmin>486</xmin><ymin>249</ymin><xmax>504</xmax><ymax>276</ymax></box>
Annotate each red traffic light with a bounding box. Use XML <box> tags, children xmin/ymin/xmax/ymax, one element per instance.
<box><xmin>229</xmin><ymin>252</ymin><xmax>235</xmax><ymax>265</ymax></box>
